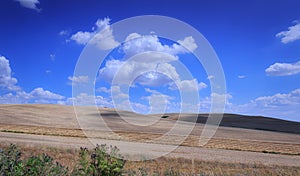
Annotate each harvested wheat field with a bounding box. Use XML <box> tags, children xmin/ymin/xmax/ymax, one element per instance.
<box><xmin>0</xmin><ymin>104</ymin><xmax>299</xmax><ymax>169</ymax></box>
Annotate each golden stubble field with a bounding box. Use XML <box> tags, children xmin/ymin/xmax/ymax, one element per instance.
<box><xmin>0</xmin><ymin>104</ymin><xmax>300</xmax><ymax>175</ymax></box>
<box><xmin>0</xmin><ymin>104</ymin><xmax>299</xmax><ymax>155</ymax></box>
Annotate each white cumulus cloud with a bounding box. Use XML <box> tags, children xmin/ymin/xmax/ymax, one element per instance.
<box><xmin>98</xmin><ymin>34</ymin><xmax>200</xmax><ymax>88</ymax></box>
<box><xmin>253</xmin><ymin>89</ymin><xmax>300</xmax><ymax>107</ymax></box>
<box><xmin>143</xmin><ymin>88</ymin><xmax>174</xmax><ymax>114</ymax></box>
<box><xmin>70</xmin><ymin>18</ymin><xmax>119</xmax><ymax>50</ymax></box>
<box><xmin>0</xmin><ymin>56</ymin><xmax>19</xmax><ymax>91</ymax></box>
<box><xmin>83</xmin><ymin>18</ymin><xmax>200</xmax><ymax>89</ymax></box>
<box><xmin>121</xmin><ymin>34</ymin><xmax>195</xmax><ymax>58</ymax></box>
<box><xmin>111</xmin><ymin>86</ymin><xmax>129</xmax><ymax>99</ymax></box>
<box><xmin>71</xmin><ymin>31</ymin><xmax>93</xmax><ymax>44</ymax></box>
<box><xmin>276</xmin><ymin>21</ymin><xmax>300</xmax><ymax>44</ymax></box>
<box><xmin>29</xmin><ymin>87</ymin><xmax>64</xmax><ymax>100</ymax></box>
<box><xmin>235</xmin><ymin>88</ymin><xmax>300</xmax><ymax>121</ymax></box>
<box><xmin>124</xmin><ymin>33</ymin><xmax>142</xmax><ymax>42</ymax></box>
<box><xmin>0</xmin><ymin>88</ymin><xmax>65</xmax><ymax>104</ymax></box>
<box><xmin>265</xmin><ymin>61</ymin><xmax>300</xmax><ymax>76</ymax></box>
<box><xmin>65</xmin><ymin>93</ymin><xmax>112</xmax><ymax>107</ymax></box>
<box><xmin>169</xmin><ymin>79</ymin><xmax>207</xmax><ymax>92</ymax></box>
<box><xmin>96</xmin><ymin>86</ymin><xmax>110</xmax><ymax>93</ymax></box>
<box><xmin>98</xmin><ymin>55</ymin><xmax>180</xmax><ymax>87</ymax></box>
<box><xmin>68</xmin><ymin>75</ymin><xmax>89</xmax><ymax>85</ymax></box>
<box><xmin>177</xmin><ymin>36</ymin><xmax>198</xmax><ymax>52</ymax></box>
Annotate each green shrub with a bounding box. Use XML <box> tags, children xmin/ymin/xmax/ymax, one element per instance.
<box><xmin>0</xmin><ymin>144</ymin><xmax>125</xmax><ymax>176</ymax></box>
<box><xmin>72</xmin><ymin>147</ymin><xmax>92</xmax><ymax>175</ymax></box>
<box><xmin>23</xmin><ymin>154</ymin><xmax>68</xmax><ymax>176</ymax></box>
<box><xmin>0</xmin><ymin>144</ymin><xmax>68</xmax><ymax>176</ymax></box>
<box><xmin>72</xmin><ymin>144</ymin><xmax>125</xmax><ymax>176</ymax></box>
<box><xmin>0</xmin><ymin>144</ymin><xmax>24</xmax><ymax>176</ymax></box>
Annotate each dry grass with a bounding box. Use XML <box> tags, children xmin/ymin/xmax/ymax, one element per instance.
<box><xmin>0</xmin><ymin>143</ymin><xmax>299</xmax><ymax>176</ymax></box>
<box><xmin>0</xmin><ymin>124</ymin><xmax>85</xmax><ymax>138</ymax></box>
<box><xmin>125</xmin><ymin>157</ymin><xmax>300</xmax><ymax>176</ymax></box>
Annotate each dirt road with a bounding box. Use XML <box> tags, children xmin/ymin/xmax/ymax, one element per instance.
<box><xmin>1</xmin><ymin>132</ymin><xmax>299</xmax><ymax>167</ymax></box>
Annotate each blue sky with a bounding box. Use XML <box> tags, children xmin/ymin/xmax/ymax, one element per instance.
<box><xmin>0</xmin><ymin>0</ymin><xmax>300</xmax><ymax>122</ymax></box>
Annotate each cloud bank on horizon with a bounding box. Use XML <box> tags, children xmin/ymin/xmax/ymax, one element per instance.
<box><xmin>1</xmin><ymin>1</ymin><xmax>300</xmax><ymax>122</ymax></box>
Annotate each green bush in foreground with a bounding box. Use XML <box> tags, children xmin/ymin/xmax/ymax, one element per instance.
<box><xmin>0</xmin><ymin>144</ymin><xmax>125</xmax><ymax>176</ymax></box>
<box><xmin>72</xmin><ymin>144</ymin><xmax>125</xmax><ymax>176</ymax></box>
<box><xmin>0</xmin><ymin>144</ymin><xmax>23</xmax><ymax>176</ymax></box>
<box><xmin>23</xmin><ymin>154</ymin><xmax>68</xmax><ymax>176</ymax></box>
<box><xmin>0</xmin><ymin>144</ymin><xmax>68</xmax><ymax>176</ymax></box>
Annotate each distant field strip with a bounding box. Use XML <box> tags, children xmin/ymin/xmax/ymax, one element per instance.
<box><xmin>1</xmin><ymin>124</ymin><xmax>299</xmax><ymax>155</ymax></box>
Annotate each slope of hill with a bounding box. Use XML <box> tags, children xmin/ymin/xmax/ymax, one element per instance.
<box><xmin>165</xmin><ymin>113</ymin><xmax>300</xmax><ymax>134</ymax></box>
<box><xmin>0</xmin><ymin>104</ymin><xmax>299</xmax><ymax>156</ymax></box>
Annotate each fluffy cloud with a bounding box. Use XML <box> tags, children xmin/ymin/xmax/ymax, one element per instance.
<box><xmin>265</xmin><ymin>61</ymin><xmax>300</xmax><ymax>76</ymax></box>
<box><xmin>143</xmin><ymin>88</ymin><xmax>174</xmax><ymax>114</ymax></box>
<box><xmin>30</xmin><ymin>88</ymin><xmax>64</xmax><ymax>100</ymax></box>
<box><xmin>71</xmin><ymin>17</ymin><xmax>197</xmax><ymax>52</ymax></box>
<box><xmin>96</xmin><ymin>86</ymin><xmax>148</xmax><ymax>112</ymax></box>
<box><xmin>68</xmin><ymin>75</ymin><xmax>89</xmax><ymax>85</ymax></box>
<box><xmin>96</xmin><ymin>86</ymin><xmax>129</xmax><ymax>102</ymax></box>
<box><xmin>0</xmin><ymin>55</ymin><xmax>65</xmax><ymax>104</ymax></box>
<box><xmin>86</xmin><ymin>18</ymin><xmax>200</xmax><ymax>89</ymax></box>
<box><xmin>177</xmin><ymin>36</ymin><xmax>198</xmax><ymax>52</ymax></box>
<box><xmin>235</xmin><ymin>88</ymin><xmax>300</xmax><ymax>121</ymax></box>
<box><xmin>122</xmin><ymin>34</ymin><xmax>196</xmax><ymax>58</ymax></box>
<box><xmin>15</xmin><ymin>0</ymin><xmax>41</xmax><ymax>12</ymax></box>
<box><xmin>0</xmin><ymin>88</ymin><xmax>64</xmax><ymax>104</ymax></box>
<box><xmin>135</xmin><ymin>71</ymin><xmax>175</xmax><ymax>87</ymax></box>
<box><xmin>128</xmin><ymin>51</ymin><xmax>178</xmax><ymax>63</ymax></box>
<box><xmin>0</xmin><ymin>92</ymin><xmax>27</xmax><ymax>104</ymax></box>
<box><xmin>169</xmin><ymin>79</ymin><xmax>207</xmax><ymax>92</ymax></box>
<box><xmin>276</xmin><ymin>21</ymin><xmax>300</xmax><ymax>44</ymax></box>
<box><xmin>139</xmin><ymin>91</ymin><xmax>230</xmax><ymax>114</ymax></box>
<box><xmin>71</xmin><ymin>31</ymin><xmax>93</xmax><ymax>45</ymax></box>
<box><xmin>111</xmin><ymin>86</ymin><xmax>129</xmax><ymax>99</ymax></box>
<box><xmin>98</xmin><ymin>34</ymin><xmax>200</xmax><ymax>88</ymax></box>
<box><xmin>65</xmin><ymin>93</ymin><xmax>112</xmax><ymax>107</ymax></box>
<box><xmin>70</xmin><ymin>18</ymin><xmax>119</xmax><ymax>50</ymax></box>
<box><xmin>198</xmin><ymin>93</ymin><xmax>232</xmax><ymax>113</ymax></box>
<box><xmin>252</xmin><ymin>89</ymin><xmax>300</xmax><ymax>107</ymax></box>
<box><xmin>124</xmin><ymin>33</ymin><xmax>142</xmax><ymax>42</ymax></box>
<box><xmin>98</xmin><ymin>56</ymin><xmax>180</xmax><ymax>86</ymax></box>
<box><xmin>98</xmin><ymin>32</ymin><xmax>200</xmax><ymax>87</ymax></box>
<box><xmin>0</xmin><ymin>56</ymin><xmax>19</xmax><ymax>91</ymax></box>
<box><xmin>97</xmin><ymin>86</ymin><xmax>110</xmax><ymax>93</ymax></box>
